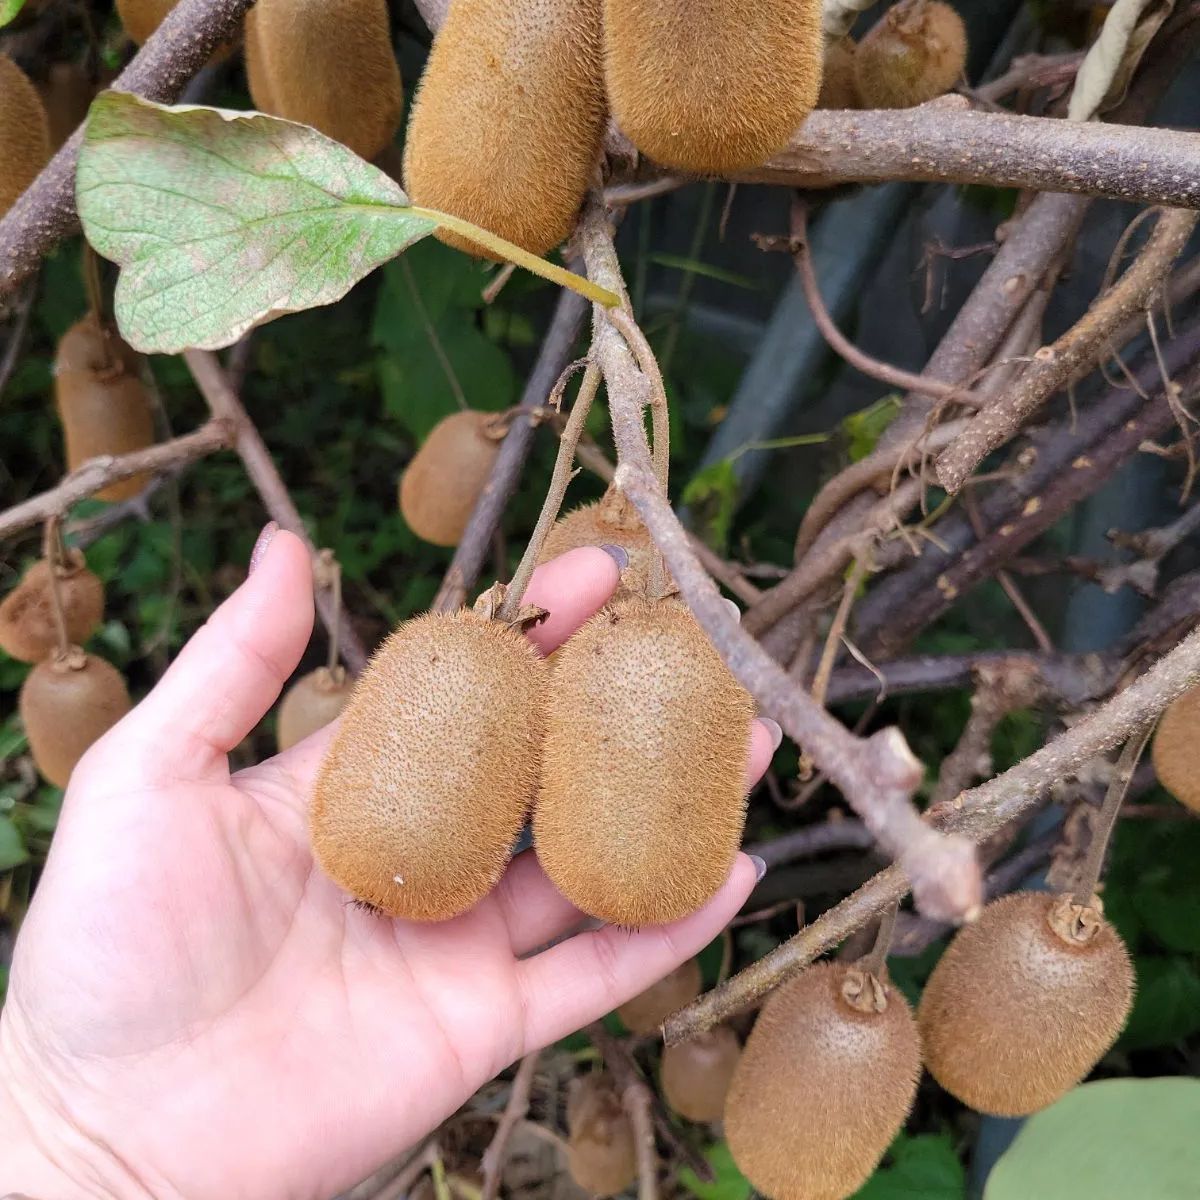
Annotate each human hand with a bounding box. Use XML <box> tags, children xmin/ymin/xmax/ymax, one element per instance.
<box><xmin>0</xmin><ymin>529</ymin><xmax>776</xmax><ymax>1200</ymax></box>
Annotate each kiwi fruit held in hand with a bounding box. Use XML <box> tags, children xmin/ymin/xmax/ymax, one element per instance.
<box><xmin>566</xmin><ymin>1073</ymin><xmax>637</xmax><ymax>1198</ymax></box>
<box><xmin>0</xmin><ymin>55</ymin><xmax>50</xmax><ymax>217</ymax></box>
<box><xmin>617</xmin><ymin>957</ymin><xmax>702</xmax><ymax>1034</ymax></box>
<box><xmin>918</xmin><ymin>890</ymin><xmax>1134</xmax><ymax>1117</ymax></box>
<box><xmin>854</xmin><ymin>0</ymin><xmax>968</xmax><ymax>109</ymax></box>
<box><xmin>662</xmin><ymin>1023</ymin><xmax>741</xmax><ymax>1123</ymax></box>
<box><xmin>399</xmin><ymin>410</ymin><xmax>504</xmax><ymax>547</ymax></box>
<box><xmin>277</xmin><ymin>666</ymin><xmax>353</xmax><ymax>752</ymax></box>
<box><xmin>818</xmin><ymin>38</ymin><xmax>860</xmax><ymax>109</ymax></box>
<box><xmin>1152</xmin><ymin>687</ymin><xmax>1200</xmax><ymax>811</ymax></box>
<box><xmin>538</xmin><ymin>485</ymin><xmax>654</xmax><ymax>595</ymax></box>
<box><xmin>55</xmin><ymin>314</ymin><xmax>155</xmax><ymax>502</ymax></box>
<box><xmin>726</xmin><ymin>963</ymin><xmax>921</xmax><ymax>1200</ymax></box>
<box><xmin>311</xmin><ymin>609</ymin><xmax>545</xmax><ymax>919</ymax></box>
<box><xmin>20</xmin><ymin>651</ymin><xmax>132</xmax><ymax>787</ymax></box>
<box><xmin>602</xmin><ymin>0</ymin><xmax>823</xmax><ymax>174</ymax></box>
<box><xmin>0</xmin><ymin>551</ymin><xmax>104</xmax><ymax>663</ymax></box>
<box><xmin>403</xmin><ymin>0</ymin><xmax>606</xmax><ymax>258</ymax></box>
<box><xmin>245</xmin><ymin>0</ymin><xmax>402</xmax><ymax>161</ymax></box>
<box><xmin>534</xmin><ymin>595</ymin><xmax>754</xmax><ymax>926</ymax></box>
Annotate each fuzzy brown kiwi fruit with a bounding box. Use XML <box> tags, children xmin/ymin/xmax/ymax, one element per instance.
<box><xmin>1152</xmin><ymin>687</ymin><xmax>1200</xmax><ymax>812</ymax></box>
<box><xmin>854</xmin><ymin>0</ymin><xmax>968</xmax><ymax>110</ymax></box>
<box><xmin>617</xmin><ymin>957</ymin><xmax>702</xmax><ymax>1034</ymax></box>
<box><xmin>534</xmin><ymin>594</ymin><xmax>754</xmax><ymax>926</ymax></box>
<box><xmin>277</xmin><ymin>666</ymin><xmax>353</xmax><ymax>752</ymax></box>
<box><xmin>726</xmin><ymin>962</ymin><xmax>921</xmax><ymax>1200</ymax></box>
<box><xmin>0</xmin><ymin>551</ymin><xmax>104</xmax><ymax>663</ymax></box>
<box><xmin>0</xmin><ymin>55</ymin><xmax>51</xmax><ymax>218</ymax></box>
<box><xmin>818</xmin><ymin>38</ymin><xmax>860</xmax><ymax>109</ymax></box>
<box><xmin>537</xmin><ymin>485</ymin><xmax>654</xmax><ymax>594</ymax></box>
<box><xmin>54</xmin><ymin>314</ymin><xmax>154</xmax><ymax>502</ymax></box>
<box><xmin>661</xmin><ymin>1024</ymin><xmax>741</xmax><ymax>1123</ymax></box>
<box><xmin>566</xmin><ymin>1074</ymin><xmax>637</xmax><ymax>1197</ymax></box>
<box><xmin>602</xmin><ymin>0</ymin><xmax>822</xmax><ymax>175</ymax></box>
<box><xmin>244</xmin><ymin>0</ymin><xmax>401</xmax><ymax>161</ymax></box>
<box><xmin>114</xmin><ymin>0</ymin><xmax>235</xmax><ymax>60</ymax></box>
<box><xmin>311</xmin><ymin>609</ymin><xmax>545</xmax><ymax>919</ymax></box>
<box><xmin>20</xmin><ymin>651</ymin><xmax>132</xmax><ymax>787</ymax></box>
<box><xmin>918</xmin><ymin>890</ymin><xmax>1133</xmax><ymax>1117</ymax></box>
<box><xmin>399</xmin><ymin>410</ymin><xmax>503</xmax><ymax>547</ymax></box>
<box><xmin>403</xmin><ymin>0</ymin><xmax>606</xmax><ymax>258</ymax></box>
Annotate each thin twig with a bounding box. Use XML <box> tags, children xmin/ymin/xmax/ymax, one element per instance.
<box><xmin>479</xmin><ymin>1053</ymin><xmax>539</xmax><ymax>1200</ymax></box>
<box><xmin>0</xmin><ymin>278</ymin><xmax>36</xmax><ymax>400</ymax></box>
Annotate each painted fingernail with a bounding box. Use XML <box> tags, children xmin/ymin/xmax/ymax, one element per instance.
<box><xmin>749</xmin><ymin>854</ymin><xmax>768</xmax><ymax>882</ymax></box>
<box><xmin>760</xmin><ymin>717</ymin><xmax>783</xmax><ymax>752</ymax></box>
<box><xmin>599</xmin><ymin>544</ymin><xmax>629</xmax><ymax>571</ymax></box>
<box><xmin>722</xmin><ymin>598</ymin><xmax>742</xmax><ymax>622</ymax></box>
<box><xmin>249</xmin><ymin>521</ymin><xmax>279</xmax><ymax>576</ymax></box>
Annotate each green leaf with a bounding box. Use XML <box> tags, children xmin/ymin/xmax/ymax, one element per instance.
<box><xmin>843</xmin><ymin>396</ymin><xmax>903</xmax><ymax>462</ymax></box>
<box><xmin>0</xmin><ymin>815</ymin><xmax>28</xmax><ymax>871</ymax></box>
<box><xmin>1118</xmin><ymin>957</ymin><xmax>1200</xmax><ymax>1051</ymax></box>
<box><xmin>77</xmin><ymin>92</ymin><xmax>439</xmax><ymax>353</ymax></box>
<box><xmin>985</xmin><ymin>1078</ymin><xmax>1200</xmax><ymax>1200</ymax></box>
<box><xmin>0</xmin><ymin>0</ymin><xmax>27</xmax><ymax>27</ymax></box>
<box><xmin>853</xmin><ymin>1133</ymin><xmax>965</xmax><ymax>1199</ymax></box>
<box><xmin>682</xmin><ymin>459</ymin><xmax>739</xmax><ymax>552</ymax></box>
<box><xmin>679</xmin><ymin>1142</ymin><xmax>751</xmax><ymax>1200</ymax></box>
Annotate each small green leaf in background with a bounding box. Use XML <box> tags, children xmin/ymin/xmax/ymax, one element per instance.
<box><xmin>679</xmin><ymin>1141</ymin><xmax>751</xmax><ymax>1200</ymax></box>
<box><xmin>0</xmin><ymin>0</ymin><xmax>27</xmax><ymax>28</ymax></box>
<box><xmin>76</xmin><ymin>92</ymin><xmax>438</xmax><ymax>354</ymax></box>
<box><xmin>986</xmin><ymin>1078</ymin><xmax>1200</xmax><ymax>1200</ymax></box>
<box><xmin>0</xmin><ymin>815</ymin><xmax>28</xmax><ymax>871</ymax></box>
<box><xmin>682</xmin><ymin>459</ymin><xmax>739</xmax><ymax>551</ymax></box>
<box><xmin>1119</xmin><ymin>957</ymin><xmax>1200</xmax><ymax>1051</ymax></box>
<box><xmin>843</xmin><ymin>396</ymin><xmax>902</xmax><ymax>462</ymax></box>
<box><xmin>853</xmin><ymin>1133</ymin><xmax>966</xmax><ymax>1199</ymax></box>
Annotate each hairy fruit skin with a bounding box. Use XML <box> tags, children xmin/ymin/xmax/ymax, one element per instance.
<box><xmin>311</xmin><ymin>610</ymin><xmax>546</xmax><ymax>920</ymax></box>
<box><xmin>918</xmin><ymin>891</ymin><xmax>1134</xmax><ymax>1117</ymax></box>
<box><xmin>399</xmin><ymin>410</ymin><xmax>503</xmax><ymax>547</ymax></box>
<box><xmin>20</xmin><ymin>654</ymin><xmax>132</xmax><ymax>787</ymax></box>
<box><xmin>403</xmin><ymin>0</ymin><xmax>606</xmax><ymax>258</ymax></box>
<box><xmin>245</xmin><ymin>0</ymin><xmax>402</xmax><ymax>161</ymax></box>
<box><xmin>602</xmin><ymin>0</ymin><xmax>823</xmax><ymax>174</ymax></box>
<box><xmin>0</xmin><ymin>552</ymin><xmax>104</xmax><ymax>663</ymax></box>
<box><xmin>1152</xmin><ymin>686</ymin><xmax>1200</xmax><ymax>811</ymax></box>
<box><xmin>277</xmin><ymin>667</ymin><xmax>353</xmax><ymax>751</ymax></box>
<box><xmin>0</xmin><ymin>55</ymin><xmax>50</xmax><ymax>217</ymax></box>
<box><xmin>617</xmin><ymin>957</ymin><xmax>702</xmax><ymax>1034</ymax></box>
<box><xmin>726</xmin><ymin>963</ymin><xmax>921</xmax><ymax>1200</ymax></box>
<box><xmin>662</xmin><ymin>1024</ymin><xmax>741</xmax><ymax>1123</ymax></box>
<box><xmin>854</xmin><ymin>0</ymin><xmax>968</xmax><ymax>110</ymax></box>
<box><xmin>534</xmin><ymin>595</ymin><xmax>754</xmax><ymax>926</ymax></box>
<box><xmin>566</xmin><ymin>1074</ymin><xmax>637</xmax><ymax>1197</ymax></box>
<box><xmin>538</xmin><ymin>485</ymin><xmax>655</xmax><ymax>595</ymax></box>
<box><xmin>819</xmin><ymin>38</ymin><xmax>860</xmax><ymax>109</ymax></box>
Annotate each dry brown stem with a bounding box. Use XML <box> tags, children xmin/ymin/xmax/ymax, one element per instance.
<box><xmin>479</xmin><ymin>1053</ymin><xmax>539</xmax><ymax>1200</ymax></box>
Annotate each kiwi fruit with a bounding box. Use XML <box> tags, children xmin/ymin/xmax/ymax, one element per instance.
<box><xmin>818</xmin><ymin>38</ymin><xmax>860</xmax><ymax>109</ymax></box>
<box><xmin>244</xmin><ymin>0</ymin><xmax>402</xmax><ymax>161</ymax></box>
<box><xmin>0</xmin><ymin>551</ymin><xmax>104</xmax><ymax>663</ymax></box>
<box><xmin>538</xmin><ymin>484</ymin><xmax>654</xmax><ymax>594</ymax></box>
<box><xmin>311</xmin><ymin>609</ymin><xmax>545</xmax><ymax>919</ymax></box>
<box><xmin>403</xmin><ymin>0</ymin><xmax>606</xmax><ymax>258</ymax></box>
<box><xmin>399</xmin><ymin>410</ymin><xmax>503</xmax><ymax>548</ymax></box>
<box><xmin>726</xmin><ymin>962</ymin><xmax>921</xmax><ymax>1200</ymax></box>
<box><xmin>534</xmin><ymin>594</ymin><xmax>754</xmax><ymax>926</ymax></box>
<box><xmin>854</xmin><ymin>0</ymin><xmax>968</xmax><ymax>110</ymax></box>
<box><xmin>1152</xmin><ymin>687</ymin><xmax>1200</xmax><ymax>811</ymax></box>
<box><xmin>54</xmin><ymin>314</ymin><xmax>155</xmax><ymax>502</ymax></box>
<box><xmin>918</xmin><ymin>890</ymin><xmax>1133</xmax><ymax>1117</ymax></box>
<box><xmin>617</xmin><ymin>957</ymin><xmax>703</xmax><ymax>1034</ymax></box>
<box><xmin>602</xmin><ymin>0</ymin><xmax>823</xmax><ymax>175</ymax></box>
<box><xmin>566</xmin><ymin>1073</ymin><xmax>637</xmax><ymax>1197</ymax></box>
<box><xmin>0</xmin><ymin>55</ymin><xmax>51</xmax><ymax>218</ymax></box>
<box><xmin>38</xmin><ymin>62</ymin><xmax>96</xmax><ymax>151</ymax></box>
<box><xmin>20</xmin><ymin>652</ymin><xmax>132</xmax><ymax>787</ymax></box>
<box><xmin>277</xmin><ymin>666</ymin><xmax>353</xmax><ymax>752</ymax></box>
<box><xmin>661</xmin><ymin>1024</ymin><xmax>741</xmax><ymax>1123</ymax></box>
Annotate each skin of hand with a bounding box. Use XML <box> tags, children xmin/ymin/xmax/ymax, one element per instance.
<box><xmin>0</xmin><ymin>529</ymin><xmax>777</xmax><ymax>1200</ymax></box>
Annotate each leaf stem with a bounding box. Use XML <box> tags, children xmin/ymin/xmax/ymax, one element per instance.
<box><xmin>41</xmin><ymin>515</ymin><xmax>72</xmax><ymax>660</ymax></box>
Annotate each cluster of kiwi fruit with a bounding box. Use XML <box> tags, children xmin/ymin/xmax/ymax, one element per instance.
<box><xmin>312</xmin><ymin>484</ymin><xmax>753</xmax><ymax>925</ymax></box>
<box><xmin>1</xmin><ymin>547</ymin><xmax>131</xmax><ymax>788</ymax></box>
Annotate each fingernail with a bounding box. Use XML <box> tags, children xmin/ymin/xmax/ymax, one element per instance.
<box><xmin>760</xmin><ymin>717</ymin><xmax>783</xmax><ymax>752</ymax></box>
<box><xmin>249</xmin><ymin>521</ymin><xmax>279</xmax><ymax>576</ymax></box>
<box><xmin>749</xmin><ymin>854</ymin><xmax>768</xmax><ymax>882</ymax></box>
<box><xmin>722</xmin><ymin>598</ymin><xmax>741</xmax><ymax>622</ymax></box>
<box><xmin>599</xmin><ymin>544</ymin><xmax>629</xmax><ymax>571</ymax></box>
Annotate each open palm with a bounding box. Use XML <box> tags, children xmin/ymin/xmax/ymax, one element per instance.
<box><xmin>0</xmin><ymin>531</ymin><xmax>772</xmax><ymax>1200</ymax></box>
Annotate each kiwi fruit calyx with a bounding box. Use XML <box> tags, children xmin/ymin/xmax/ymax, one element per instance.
<box><xmin>1046</xmin><ymin>894</ymin><xmax>1105</xmax><ymax>947</ymax></box>
<box><xmin>840</xmin><ymin>968</ymin><xmax>890</xmax><ymax>1015</ymax></box>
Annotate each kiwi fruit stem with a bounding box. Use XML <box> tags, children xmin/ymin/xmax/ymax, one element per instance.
<box><xmin>1072</xmin><ymin>722</ymin><xmax>1154</xmax><ymax>905</ymax></box>
<box><xmin>316</xmin><ymin>549</ymin><xmax>344</xmax><ymax>675</ymax></box>
<box><xmin>859</xmin><ymin>901</ymin><xmax>900</xmax><ymax>980</ymax></box>
<box><xmin>81</xmin><ymin>252</ymin><xmax>114</xmax><ymax>368</ymax></box>
<box><xmin>41</xmin><ymin>516</ymin><xmax>73</xmax><ymax>660</ymax></box>
<box><xmin>497</xmin><ymin>363</ymin><xmax>602</xmax><ymax>624</ymax></box>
